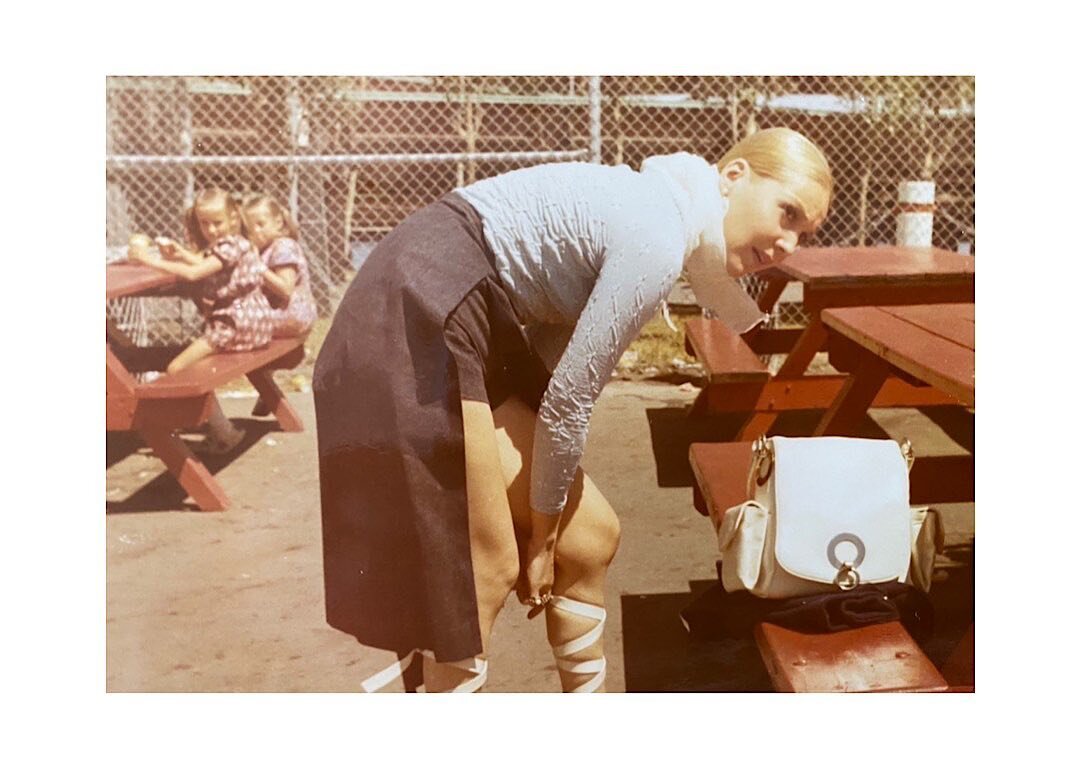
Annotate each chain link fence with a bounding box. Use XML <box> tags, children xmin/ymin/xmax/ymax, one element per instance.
<box><xmin>106</xmin><ymin>75</ymin><xmax>974</xmax><ymax>345</ymax></box>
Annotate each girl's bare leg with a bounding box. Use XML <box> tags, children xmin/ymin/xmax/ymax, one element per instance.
<box><xmin>165</xmin><ymin>338</ymin><xmax>215</xmax><ymax>375</ymax></box>
<box><xmin>165</xmin><ymin>339</ymin><xmax>244</xmax><ymax>453</ymax></box>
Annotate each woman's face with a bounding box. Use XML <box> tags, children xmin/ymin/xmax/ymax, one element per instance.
<box><xmin>720</xmin><ymin>160</ymin><xmax>828</xmax><ymax>277</ymax></box>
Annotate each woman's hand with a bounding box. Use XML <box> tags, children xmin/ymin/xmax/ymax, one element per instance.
<box><xmin>518</xmin><ymin>537</ymin><xmax>555</xmax><ymax>617</ymax></box>
<box><xmin>517</xmin><ymin>510</ymin><xmax>560</xmax><ymax>618</ymax></box>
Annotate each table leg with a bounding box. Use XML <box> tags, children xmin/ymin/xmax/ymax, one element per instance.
<box><xmin>812</xmin><ymin>352</ymin><xmax>892</xmax><ymax>437</ymax></box>
<box><xmin>735</xmin><ymin>411</ymin><xmax>779</xmax><ymax>441</ymax></box>
<box><xmin>140</xmin><ymin>425</ymin><xmax>228</xmax><ymax>511</ymax></box>
<box><xmin>757</xmin><ymin>277</ymin><xmax>789</xmax><ymax>314</ymax></box>
<box><xmin>776</xmin><ymin>317</ymin><xmax>828</xmax><ymax>378</ymax></box>
<box><xmin>248</xmin><ymin>369</ymin><xmax>304</xmax><ymax>432</ymax></box>
<box><xmin>733</xmin><ymin>317</ymin><xmax>828</xmax><ymax>440</ymax></box>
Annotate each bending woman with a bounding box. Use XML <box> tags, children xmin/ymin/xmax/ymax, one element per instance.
<box><xmin>313</xmin><ymin>127</ymin><xmax>833</xmax><ymax>692</ymax></box>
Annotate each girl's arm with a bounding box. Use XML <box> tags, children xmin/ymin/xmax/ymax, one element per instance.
<box><xmin>262</xmin><ymin>266</ymin><xmax>298</xmax><ymax>303</ymax></box>
<box><xmin>130</xmin><ymin>248</ymin><xmax>223</xmax><ymax>282</ymax></box>
<box><xmin>156</xmin><ymin>237</ymin><xmax>205</xmax><ymax>266</ymax></box>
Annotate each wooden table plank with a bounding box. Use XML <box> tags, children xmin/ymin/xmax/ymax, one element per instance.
<box><xmin>822</xmin><ymin>305</ymin><xmax>975</xmax><ymax>407</ymax></box>
<box><xmin>779</xmin><ymin>246</ymin><xmax>974</xmax><ymax>287</ymax></box>
<box><xmin>106</xmin><ymin>262</ymin><xmax>181</xmax><ymax>299</ymax></box>
<box><xmin>880</xmin><ymin>305</ymin><xmax>975</xmax><ymax>350</ymax></box>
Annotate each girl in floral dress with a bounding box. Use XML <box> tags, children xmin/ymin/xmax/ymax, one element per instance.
<box><xmin>242</xmin><ymin>194</ymin><xmax>317</xmax><ymax>339</ymax></box>
<box><xmin>128</xmin><ymin>187</ymin><xmax>274</xmax><ymax>450</ymax></box>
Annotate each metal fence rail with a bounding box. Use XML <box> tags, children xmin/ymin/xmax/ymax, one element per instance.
<box><xmin>106</xmin><ymin>75</ymin><xmax>974</xmax><ymax>344</ymax></box>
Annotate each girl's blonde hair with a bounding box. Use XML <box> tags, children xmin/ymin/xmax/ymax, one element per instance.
<box><xmin>183</xmin><ymin>187</ymin><xmax>246</xmax><ymax>249</ymax></box>
<box><xmin>242</xmin><ymin>193</ymin><xmax>300</xmax><ymax>241</ymax></box>
<box><xmin>718</xmin><ymin>127</ymin><xmax>834</xmax><ymax>214</ymax></box>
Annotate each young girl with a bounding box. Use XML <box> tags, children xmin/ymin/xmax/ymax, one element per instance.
<box><xmin>314</xmin><ymin>127</ymin><xmax>833</xmax><ymax>692</ymax></box>
<box><xmin>242</xmin><ymin>194</ymin><xmax>317</xmax><ymax>339</ymax></box>
<box><xmin>128</xmin><ymin>187</ymin><xmax>274</xmax><ymax>372</ymax></box>
<box><xmin>128</xmin><ymin>187</ymin><xmax>274</xmax><ymax>451</ymax></box>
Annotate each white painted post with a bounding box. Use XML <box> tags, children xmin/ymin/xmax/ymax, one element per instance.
<box><xmin>896</xmin><ymin>180</ymin><xmax>935</xmax><ymax>247</ymax></box>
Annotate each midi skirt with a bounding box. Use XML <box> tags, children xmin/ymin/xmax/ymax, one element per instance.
<box><xmin>313</xmin><ymin>192</ymin><xmax>550</xmax><ymax>662</ymax></box>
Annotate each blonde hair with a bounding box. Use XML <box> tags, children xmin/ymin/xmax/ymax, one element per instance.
<box><xmin>242</xmin><ymin>193</ymin><xmax>300</xmax><ymax>241</ymax></box>
<box><xmin>718</xmin><ymin>127</ymin><xmax>834</xmax><ymax>214</ymax></box>
<box><xmin>183</xmin><ymin>187</ymin><xmax>246</xmax><ymax>249</ymax></box>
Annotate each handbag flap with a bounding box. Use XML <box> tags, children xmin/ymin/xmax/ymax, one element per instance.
<box><xmin>770</xmin><ymin>437</ymin><xmax>911</xmax><ymax>584</ymax></box>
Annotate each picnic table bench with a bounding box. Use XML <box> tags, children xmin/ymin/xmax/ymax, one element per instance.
<box><xmin>106</xmin><ymin>262</ymin><xmax>307</xmax><ymax>511</ymax></box>
<box><xmin>684</xmin><ymin>246</ymin><xmax>975</xmax><ymax>439</ymax></box>
<box><xmin>688</xmin><ymin>441</ymin><xmax>953</xmax><ymax>692</ymax></box>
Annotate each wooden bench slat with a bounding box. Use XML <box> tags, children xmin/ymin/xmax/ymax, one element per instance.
<box><xmin>684</xmin><ymin>317</ymin><xmax>770</xmax><ymax>384</ymax></box>
<box><xmin>134</xmin><ymin>339</ymin><xmax>305</xmax><ymax>399</ymax></box>
<box><xmin>755</xmin><ymin>621</ymin><xmax>949</xmax><ymax>693</ymax></box>
<box><xmin>688</xmin><ymin>441</ymin><xmax>754</xmax><ymax>522</ymax></box>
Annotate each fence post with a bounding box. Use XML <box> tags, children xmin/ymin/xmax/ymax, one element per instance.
<box><xmin>589</xmin><ymin>76</ymin><xmax>602</xmax><ymax>163</ymax></box>
<box><xmin>286</xmin><ymin>77</ymin><xmax>306</xmax><ymax>222</ymax></box>
<box><xmin>179</xmin><ymin>79</ymin><xmax>194</xmax><ymax>208</ymax></box>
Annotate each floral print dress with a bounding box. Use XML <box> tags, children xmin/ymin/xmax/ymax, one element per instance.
<box><xmin>200</xmin><ymin>235</ymin><xmax>274</xmax><ymax>352</ymax></box>
<box><xmin>261</xmin><ymin>237</ymin><xmax>317</xmax><ymax>338</ymax></box>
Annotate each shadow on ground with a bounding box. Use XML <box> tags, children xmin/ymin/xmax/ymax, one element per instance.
<box><xmin>105</xmin><ymin>418</ymin><xmax>281</xmax><ymax>514</ymax></box>
<box><xmin>621</xmin><ymin>579</ymin><xmax>773</xmax><ymax>692</ymax></box>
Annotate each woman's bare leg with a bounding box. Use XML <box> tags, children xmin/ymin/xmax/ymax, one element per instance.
<box><xmin>426</xmin><ymin>395</ymin><xmax>620</xmax><ymax>692</ymax></box>
<box><xmin>424</xmin><ymin>399</ymin><xmax>519</xmax><ymax>692</ymax></box>
<box><xmin>491</xmin><ymin>396</ymin><xmax>621</xmax><ymax>692</ymax></box>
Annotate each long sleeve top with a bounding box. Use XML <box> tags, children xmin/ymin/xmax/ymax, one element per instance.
<box><xmin>456</xmin><ymin>153</ymin><xmax>763</xmax><ymax>515</ymax></box>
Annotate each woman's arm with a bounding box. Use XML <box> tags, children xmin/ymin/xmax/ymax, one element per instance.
<box><xmin>527</xmin><ymin>242</ymin><xmax>681</xmax><ymax>521</ymax></box>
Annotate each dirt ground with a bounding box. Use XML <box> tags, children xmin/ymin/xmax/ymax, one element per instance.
<box><xmin>105</xmin><ymin>379</ymin><xmax>974</xmax><ymax>693</ymax></box>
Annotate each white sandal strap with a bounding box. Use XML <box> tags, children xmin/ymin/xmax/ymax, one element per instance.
<box><xmin>438</xmin><ymin>654</ymin><xmax>488</xmax><ymax>693</ymax></box>
<box><xmin>361</xmin><ymin>649</ymin><xmax>420</xmax><ymax>693</ymax></box>
<box><xmin>548</xmin><ymin>596</ymin><xmax>608</xmax><ymax>693</ymax></box>
<box><xmin>549</xmin><ymin>595</ymin><xmax>607</xmax><ymax>621</ymax></box>
<box><xmin>360</xmin><ymin>649</ymin><xmax>487</xmax><ymax>693</ymax></box>
<box><xmin>556</xmin><ymin>657</ymin><xmax>606</xmax><ymax>675</ymax></box>
<box><xmin>568</xmin><ymin>663</ymin><xmax>606</xmax><ymax>694</ymax></box>
<box><xmin>549</xmin><ymin>596</ymin><xmax>607</xmax><ymax>658</ymax></box>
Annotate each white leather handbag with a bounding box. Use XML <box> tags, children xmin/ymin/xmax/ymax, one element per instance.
<box><xmin>715</xmin><ymin>436</ymin><xmax>943</xmax><ymax>599</ymax></box>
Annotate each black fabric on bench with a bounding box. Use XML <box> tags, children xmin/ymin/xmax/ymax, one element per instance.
<box><xmin>680</xmin><ymin>569</ymin><xmax>934</xmax><ymax>642</ymax></box>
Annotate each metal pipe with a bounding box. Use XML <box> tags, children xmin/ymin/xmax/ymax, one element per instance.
<box><xmin>106</xmin><ymin>150</ymin><xmax>590</xmax><ymax>168</ymax></box>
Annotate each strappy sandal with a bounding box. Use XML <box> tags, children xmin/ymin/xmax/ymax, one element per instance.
<box><xmin>361</xmin><ymin>649</ymin><xmax>488</xmax><ymax>693</ymax></box>
<box><xmin>548</xmin><ymin>595</ymin><xmax>607</xmax><ymax>693</ymax></box>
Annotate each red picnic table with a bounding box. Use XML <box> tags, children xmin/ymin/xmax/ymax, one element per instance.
<box><xmin>106</xmin><ymin>261</ymin><xmax>306</xmax><ymax>511</ymax></box>
<box><xmin>685</xmin><ymin>302</ymin><xmax>976</xmax><ymax>692</ymax></box>
<box><xmin>686</xmin><ymin>246</ymin><xmax>975</xmax><ymax>439</ymax></box>
<box><xmin>815</xmin><ymin>302</ymin><xmax>975</xmax><ymax>504</ymax></box>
